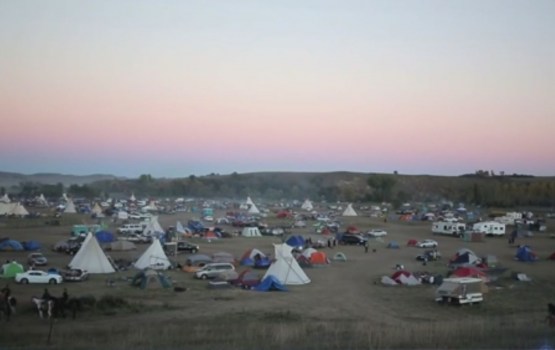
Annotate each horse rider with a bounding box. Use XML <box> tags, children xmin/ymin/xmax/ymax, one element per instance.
<box><xmin>42</xmin><ymin>288</ymin><xmax>51</xmax><ymax>301</ymax></box>
<box><xmin>1</xmin><ymin>284</ymin><xmax>10</xmax><ymax>298</ymax></box>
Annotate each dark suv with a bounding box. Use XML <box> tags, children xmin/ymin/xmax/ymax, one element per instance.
<box><xmin>340</xmin><ymin>234</ymin><xmax>368</xmax><ymax>245</ymax></box>
<box><xmin>177</xmin><ymin>241</ymin><xmax>199</xmax><ymax>253</ymax></box>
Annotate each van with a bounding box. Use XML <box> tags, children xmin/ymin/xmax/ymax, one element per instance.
<box><xmin>117</xmin><ymin>223</ymin><xmax>145</xmax><ymax>234</ymax></box>
<box><xmin>194</xmin><ymin>263</ymin><xmax>235</xmax><ymax>280</ymax></box>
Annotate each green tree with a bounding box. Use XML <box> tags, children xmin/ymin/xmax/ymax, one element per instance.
<box><xmin>367</xmin><ymin>175</ymin><xmax>397</xmax><ymax>202</ymax></box>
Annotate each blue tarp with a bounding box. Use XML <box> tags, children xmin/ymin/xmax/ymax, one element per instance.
<box><xmin>515</xmin><ymin>245</ymin><xmax>537</xmax><ymax>262</ymax></box>
<box><xmin>254</xmin><ymin>257</ymin><xmax>272</xmax><ymax>269</ymax></box>
<box><xmin>285</xmin><ymin>235</ymin><xmax>304</xmax><ymax>248</ymax></box>
<box><xmin>0</xmin><ymin>239</ymin><xmax>24</xmax><ymax>251</ymax></box>
<box><xmin>23</xmin><ymin>240</ymin><xmax>41</xmax><ymax>251</ymax></box>
<box><xmin>95</xmin><ymin>230</ymin><xmax>115</xmax><ymax>243</ymax></box>
<box><xmin>255</xmin><ymin>275</ymin><xmax>287</xmax><ymax>292</ymax></box>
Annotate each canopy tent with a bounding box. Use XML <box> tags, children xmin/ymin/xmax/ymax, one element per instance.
<box><xmin>69</xmin><ymin>233</ymin><xmax>115</xmax><ymax>274</ymax></box>
<box><xmin>241</xmin><ymin>227</ymin><xmax>262</xmax><ymax>237</ymax></box>
<box><xmin>263</xmin><ymin>244</ymin><xmax>310</xmax><ymax>285</ymax></box>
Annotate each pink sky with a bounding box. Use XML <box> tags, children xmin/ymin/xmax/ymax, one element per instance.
<box><xmin>1</xmin><ymin>1</ymin><xmax>554</xmax><ymax>177</ymax></box>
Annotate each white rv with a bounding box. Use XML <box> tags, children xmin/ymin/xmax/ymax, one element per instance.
<box><xmin>472</xmin><ymin>221</ymin><xmax>506</xmax><ymax>236</ymax></box>
<box><xmin>435</xmin><ymin>277</ymin><xmax>484</xmax><ymax>305</ymax></box>
<box><xmin>432</xmin><ymin>221</ymin><xmax>466</xmax><ymax>236</ymax></box>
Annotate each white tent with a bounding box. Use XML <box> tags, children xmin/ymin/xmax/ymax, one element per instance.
<box><xmin>62</xmin><ymin>193</ymin><xmax>69</xmax><ymax>201</ymax></box>
<box><xmin>247</xmin><ymin>203</ymin><xmax>260</xmax><ymax>214</ymax></box>
<box><xmin>134</xmin><ymin>239</ymin><xmax>171</xmax><ymax>270</ymax></box>
<box><xmin>342</xmin><ymin>203</ymin><xmax>358</xmax><ymax>217</ymax></box>
<box><xmin>0</xmin><ymin>203</ymin><xmax>10</xmax><ymax>215</ymax></box>
<box><xmin>142</xmin><ymin>201</ymin><xmax>158</xmax><ymax>212</ymax></box>
<box><xmin>263</xmin><ymin>244</ymin><xmax>310</xmax><ymax>285</ymax></box>
<box><xmin>69</xmin><ymin>233</ymin><xmax>115</xmax><ymax>274</ymax></box>
<box><xmin>37</xmin><ymin>194</ymin><xmax>48</xmax><ymax>206</ymax></box>
<box><xmin>0</xmin><ymin>194</ymin><xmax>10</xmax><ymax>203</ymax></box>
<box><xmin>11</xmin><ymin>203</ymin><xmax>29</xmax><ymax>217</ymax></box>
<box><xmin>301</xmin><ymin>199</ymin><xmax>314</xmax><ymax>211</ymax></box>
<box><xmin>143</xmin><ymin>217</ymin><xmax>165</xmax><ymax>236</ymax></box>
<box><xmin>176</xmin><ymin>221</ymin><xmax>186</xmax><ymax>234</ymax></box>
<box><xmin>91</xmin><ymin>203</ymin><xmax>103</xmax><ymax>216</ymax></box>
<box><xmin>246</xmin><ymin>196</ymin><xmax>255</xmax><ymax>207</ymax></box>
<box><xmin>241</xmin><ymin>227</ymin><xmax>262</xmax><ymax>237</ymax></box>
<box><xmin>117</xmin><ymin>211</ymin><xmax>129</xmax><ymax>220</ymax></box>
<box><xmin>64</xmin><ymin>199</ymin><xmax>77</xmax><ymax>214</ymax></box>
<box><xmin>129</xmin><ymin>193</ymin><xmax>136</xmax><ymax>202</ymax></box>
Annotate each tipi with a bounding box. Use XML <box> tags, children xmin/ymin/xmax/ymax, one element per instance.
<box><xmin>0</xmin><ymin>194</ymin><xmax>10</xmax><ymax>203</ymax></box>
<box><xmin>64</xmin><ymin>199</ymin><xmax>77</xmax><ymax>214</ymax></box>
<box><xmin>263</xmin><ymin>244</ymin><xmax>310</xmax><ymax>285</ymax></box>
<box><xmin>142</xmin><ymin>216</ymin><xmax>165</xmax><ymax>236</ymax></box>
<box><xmin>248</xmin><ymin>202</ymin><xmax>260</xmax><ymax>214</ymax></box>
<box><xmin>342</xmin><ymin>204</ymin><xmax>358</xmax><ymax>217</ymax></box>
<box><xmin>301</xmin><ymin>199</ymin><xmax>313</xmax><ymax>211</ymax></box>
<box><xmin>129</xmin><ymin>193</ymin><xmax>136</xmax><ymax>202</ymax></box>
<box><xmin>92</xmin><ymin>203</ymin><xmax>104</xmax><ymax>217</ymax></box>
<box><xmin>69</xmin><ymin>233</ymin><xmax>115</xmax><ymax>273</ymax></box>
<box><xmin>11</xmin><ymin>203</ymin><xmax>29</xmax><ymax>217</ymax></box>
<box><xmin>134</xmin><ymin>239</ymin><xmax>171</xmax><ymax>270</ymax></box>
<box><xmin>241</xmin><ymin>227</ymin><xmax>262</xmax><ymax>237</ymax></box>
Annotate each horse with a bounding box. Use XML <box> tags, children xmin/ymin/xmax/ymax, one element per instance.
<box><xmin>32</xmin><ymin>296</ymin><xmax>54</xmax><ymax>320</ymax></box>
<box><xmin>0</xmin><ymin>294</ymin><xmax>16</xmax><ymax>321</ymax></box>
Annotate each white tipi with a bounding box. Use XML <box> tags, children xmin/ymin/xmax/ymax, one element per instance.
<box><xmin>69</xmin><ymin>233</ymin><xmax>115</xmax><ymax>274</ymax></box>
<box><xmin>342</xmin><ymin>203</ymin><xmax>358</xmax><ymax>217</ymax></box>
<box><xmin>64</xmin><ymin>199</ymin><xmax>77</xmax><ymax>214</ymax></box>
<box><xmin>129</xmin><ymin>193</ymin><xmax>136</xmax><ymax>202</ymax></box>
<box><xmin>0</xmin><ymin>194</ymin><xmax>10</xmax><ymax>203</ymax></box>
<box><xmin>91</xmin><ymin>203</ymin><xmax>104</xmax><ymax>216</ymax></box>
<box><xmin>247</xmin><ymin>202</ymin><xmax>260</xmax><ymax>214</ymax></box>
<box><xmin>11</xmin><ymin>203</ymin><xmax>29</xmax><ymax>217</ymax></box>
<box><xmin>134</xmin><ymin>239</ymin><xmax>171</xmax><ymax>270</ymax></box>
<box><xmin>263</xmin><ymin>244</ymin><xmax>310</xmax><ymax>285</ymax></box>
<box><xmin>142</xmin><ymin>216</ymin><xmax>165</xmax><ymax>236</ymax></box>
<box><xmin>301</xmin><ymin>199</ymin><xmax>314</xmax><ymax>211</ymax></box>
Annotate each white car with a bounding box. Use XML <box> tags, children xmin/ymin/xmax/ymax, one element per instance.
<box><xmin>367</xmin><ymin>229</ymin><xmax>388</xmax><ymax>237</ymax></box>
<box><xmin>15</xmin><ymin>270</ymin><xmax>64</xmax><ymax>285</ymax></box>
<box><xmin>416</xmin><ymin>239</ymin><xmax>439</xmax><ymax>248</ymax></box>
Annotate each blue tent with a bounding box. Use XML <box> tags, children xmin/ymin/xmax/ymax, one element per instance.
<box><xmin>23</xmin><ymin>240</ymin><xmax>41</xmax><ymax>251</ymax></box>
<box><xmin>285</xmin><ymin>235</ymin><xmax>304</xmax><ymax>249</ymax></box>
<box><xmin>253</xmin><ymin>257</ymin><xmax>272</xmax><ymax>269</ymax></box>
<box><xmin>515</xmin><ymin>245</ymin><xmax>537</xmax><ymax>262</ymax></box>
<box><xmin>0</xmin><ymin>239</ymin><xmax>24</xmax><ymax>251</ymax></box>
<box><xmin>387</xmin><ymin>241</ymin><xmax>400</xmax><ymax>249</ymax></box>
<box><xmin>255</xmin><ymin>275</ymin><xmax>287</xmax><ymax>292</ymax></box>
<box><xmin>95</xmin><ymin>230</ymin><xmax>115</xmax><ymax>243</ymax></box>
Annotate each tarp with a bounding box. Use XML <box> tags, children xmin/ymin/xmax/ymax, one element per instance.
<box><xmin>212</xmin><ymin>252</ymin><xmax>235</xmax><ymax>264</ymax></box>
<box><xmin>255</xmin><ymin>275</ymin><xmax>287</xmax><ymax>292</ymax></box>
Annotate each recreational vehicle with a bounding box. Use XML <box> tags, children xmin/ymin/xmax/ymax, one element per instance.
<box><xmin>435</xmin><ymin>277</ymin><xmax>485</xmax><ymax>305</ymax></box>
<box><xmin>472</xmin><ymin>221</ymin><xmax>506</xmax><ymax>236</ymax></box>
<box><xmin>432</xmin><ymin>221</ymin><xmax>466</xmax><ymax>237</ymax></box>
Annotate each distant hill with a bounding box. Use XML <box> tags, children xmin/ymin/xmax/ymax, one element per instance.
<box><xmin>0</xmin><ymin>171</ymin><xmax>124</xmax><ymax>188</ymax></box>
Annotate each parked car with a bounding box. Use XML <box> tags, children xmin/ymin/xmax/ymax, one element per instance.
<box><xmin>340</xmin><ymin>234</ymin><xmax>368</xmax><ymax>245</ymax></box>
<box><xmin>27</xmin><ymin>252</ymin><xmax>48</xmax><ymax>266</ymax></box>
<box><xmin>117</xmin><ymin>223</ymin><xmax>145</xmax><ymax>234</ymax></box>
<box><xmin>119</xmin><ymin>233</ymin><xmax>152</xmax><ymax>244</ymax></box>
<box><xmin>194</xmin><ymin>263</ymin><xmax>235</xmax><ymax>280</ymax></box>
<box><xmin>15</xmin><ymin>270</ymin><xmax>63</xmax><ymax>284</ymax></box>
<box><xmin>366</xmin><ymin>229</ymin><xmax>388</xmax><ymax>237</ymax></box>
<box><xmin>416</xmin><ymin>239</ymin><xmax>439</xmax><ymax>248</ymax></box>
<box><xmin>177</xmin><ymin>241</ymin><xmax>199</xmax><ymax>253</ymax></box>
<box><xmin>62</xmin><ymin>268</ymin><xmax>89</xmax><ymax>282</ymax></box>
<box><xmin>416</xmin><ymin>250</ymin><xmax>441</xmax><ymax>261</ymax></box>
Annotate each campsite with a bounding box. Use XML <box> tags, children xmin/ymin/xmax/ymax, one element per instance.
<box><xmin>1</xmin><ymin>198</ymin><xmax>555</xmax><ymax>350</ymax></box>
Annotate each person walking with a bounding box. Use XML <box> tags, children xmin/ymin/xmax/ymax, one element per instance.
<box><xmin>364</xmin><ymin>242</ymin><xmax>369</xmax><ymax>253</ymax></box>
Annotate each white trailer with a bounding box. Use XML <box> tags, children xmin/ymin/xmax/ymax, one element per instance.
<box><xmin>432</xmin><ymin>221</ymin><xmax>467</xmax><ymax>237</ymax></box>
<box><xmin>472</xmin><ymin>221</ymin><xmax>506</xmax><ymax>236</ymax></box>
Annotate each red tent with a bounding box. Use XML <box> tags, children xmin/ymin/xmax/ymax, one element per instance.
<box><xmin>407</xmin><ymin>239</ymin><xmax>418</xmax><ymax>247</ymax></box>
<box><xmin>346</xmin><ymin>225</ymin><xmax>359</xmax><ymax>234</ymax></box>
<box><xmin>450</xmin><ymin>266</ymin><xmax>489</xmax><ymax>281</ymax></box>
<box><xmin>391</xmin><ymin>270</ymin><xmax>412</xmax><ymax>283</ymax></box>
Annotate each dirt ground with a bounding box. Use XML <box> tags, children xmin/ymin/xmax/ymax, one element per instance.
<box><xmin>1</xmin><ymin>211</ymin><xmax>555</xmax><ymax>348</ymax></box>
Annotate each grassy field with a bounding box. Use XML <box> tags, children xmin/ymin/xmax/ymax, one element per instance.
<box><xmin>1</xmin><ymin>211</ymin><xmax>554</xmax><ymax>349</ymax></box>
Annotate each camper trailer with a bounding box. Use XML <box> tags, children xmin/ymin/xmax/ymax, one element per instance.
<box><xmin>432</xmin><ymin>221</ymin><xmax>466</xmax><ymax>237</ymax></box>
<box><xmin>472</xmin><ymin>221</ymin><xmax>506</xmax><ymax>236</ymax></box>
<box><xmin>435</xmin><ymin>277</ymin><xmax>485</xmax><ymax>305</ymax></box>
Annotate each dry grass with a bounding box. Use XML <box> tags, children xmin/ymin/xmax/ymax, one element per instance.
<box><xmin>1</xmin><ymin>212</ymin><xmax>554</xmax><ymax>349</ymax></box>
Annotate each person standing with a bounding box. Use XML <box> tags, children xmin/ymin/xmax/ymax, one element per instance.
<box><xmin>364</xmin><ymin>242</ymin><xmax>369</xmax><ymax>253</ymax></box>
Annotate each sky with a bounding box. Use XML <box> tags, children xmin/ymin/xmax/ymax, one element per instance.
<box><xmin>1</xmin><ymin>0</ymin><xmax>554</xmax><ymax>178</ymax></box>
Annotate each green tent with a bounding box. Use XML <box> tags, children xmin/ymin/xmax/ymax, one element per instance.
<box><xmin>131</xmin><ymin>269</ymin><xmax>172</xmax><ymax>289</ymax></box>
<box><xmin>1</xmin><ymin>261</ymin><xmax>24</xmax><ymax>278</ymax></box>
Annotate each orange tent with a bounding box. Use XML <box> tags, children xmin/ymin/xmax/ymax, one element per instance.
<box><xmin>309</xmin><ymin>251</ymin><xmax>329</xmax><ymax>265</ymax></box>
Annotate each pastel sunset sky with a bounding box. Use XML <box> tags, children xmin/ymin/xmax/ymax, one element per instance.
<box><xmin>1</xmin><ymin>1</ymin><xmax>554</xmax><ymax>177</ymax></box>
